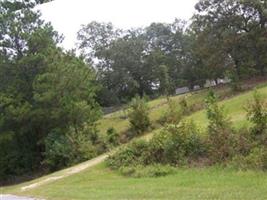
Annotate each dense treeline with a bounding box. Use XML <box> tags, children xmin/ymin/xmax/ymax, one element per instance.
<box><xmin>1</xmin><ymin>0</ymin><xmax>267</xmax><ymax>181</ymax></box>
<box><xmin>77</xmin><ymin>0</ymin><xmax>267</xmax><ymax>106</ymax></box>
<box><xmin>0</xmin><ymin>0</ymin><xmax>103</xmax><ymax>181</ymax></box>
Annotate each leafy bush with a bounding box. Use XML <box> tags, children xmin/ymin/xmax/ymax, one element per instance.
<box><xmin>119</xmin><ymin>165</ymin><xmax>176</xmax><ymax>178</ymax></box>
<box><xmin>234</xmin><ymin>127</ymin><xmax>255</xmax><ymax>156</ymax></box>
<box><xmin>128</xmin><ymin>96</ymin><xmax>151</xmax><ymax>135</ymax></box>
<box><xmin>107</xmin><ymin>119</ymin><xmax>205</xmax><ymax>170</ymax></box>
<box><xmin>246</xmin><ymin>90</ymin><xmax>267</xmax><ymax>143</ymax></box>
<box><xmin>164</xmin><ymin>120</ymin><xmax>206</xmax><ymax>165</ymax></box>
<box><xmin>106</xmin><ymin>139</ymin><xmax>150</xmax><ymax>170</ymax></box>
<box><xmin>205</xmin><ymin>90</ymin><xmax>231</xmax><ymax>133</ymax></box>
<box><xmin>147</xmin><ymin>131</ymin><xmax>170</xmax><ymax>164</ymax></box>
<box><xmin>205</xmin><ymin>91</ymin><xmax>235</xmax><ymax>163</ymax></box>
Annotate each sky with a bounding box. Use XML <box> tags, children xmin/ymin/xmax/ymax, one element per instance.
<box><xmin>37</xmin><ymin>0</ymin><xmax>198</xmax><ymax>50</ymax></box>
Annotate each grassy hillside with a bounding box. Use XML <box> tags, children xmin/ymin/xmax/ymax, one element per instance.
<box><xmin>3</xmin><ymin>83</ymin><xmax>267</xmax><ymax>200</ymax></box>
<box><xmin>97</xmin><ymin>85</ymin><xmax>234</xmax><ymax>137</ymax></box>
<box><xmin>189</xmin><ymin>83</ymin><xmax>267</xmax><ymax>130</ymax></box>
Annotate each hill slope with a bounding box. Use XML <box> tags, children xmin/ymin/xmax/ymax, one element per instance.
<box><xmin>3</xmin><ymin>83</ymin><xmax>267</xmax><ymax>200</ymax></box>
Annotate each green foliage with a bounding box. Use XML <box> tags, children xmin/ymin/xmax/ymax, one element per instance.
<box><xmin>0</xmin><ymin>1</ymin><xmax>102</xmax><ymax>179</ymax></box>
<box><xmin>128</xmin><ymin>96</ymin><xmax>151</xmax><ymax>135</ymax></box>
<box><xmin>44</xmin><ymin>129</ymin><xmax>98</xmax><ymax>171</ymax></box>
<box><xmin>106</xmin><ymin>139</ymin><xmax>150</xmax><ymax>170</ymax></box>
<box><xmin>76</xmin><ymin>0</ymin><xmax>267</xmax><ymax>106</ymax></box>
<box><xmin>179</xmin><ymin>97</ymin><xmax>191</xmax><ymax>115</ymax></box>
<box><xmin>158</xmin><ymin>65</ymin><xmax>173</xmax><ymax>96</ymax></box>
<box><xmin>205</xmin><ymin>91</ymin><xmax>230</xmax><ymax>132</ymax></box>
<box><xmin>246</xmin><ymin>90</ymin><xmax>267</xmax><ymax>141</ymax></box>
<box><xmin>205</xmin><ymin>91</ymin><xmax>236</xmax><ymax>163</ymax></box>
<box><xmin>163</xmin><ymin>120</ymin><xmax>206</xmax><ymax>164</ymax></box>
<box><xmin>107</xmin><ymin>119</ymin><xmax>205</xmax><ymax>170</ymax></box>
<box><xmin>231</xmin><ymin>147</ymin><xmax>267</xmax><ymax>171</ymax></box>
<box><xmin>194</xmin><ymin>0</ymin><xmax>267</xmax><ymax>79</ymax></box>
<box><xmin>161</xmin><ymin>99</ymin><xmax>182</xmax><ymax>125</ymax></box>
<box><xmin>227</xmin><ymin>70</ymin><xmax>242</xmax><ymax>92</ymax></box>
<box><xmin>0</xmin><ymin>131</ymin><xmax>39</xmax><ymax>180</ymax></box>
<box><xmin>146</xmin><ymin>131</ymin><xmax>170</xmax><ymax>164</ymax></box>
<box><xmin>106</xmin><ymin>127</ymin><xmax>120</xmax><ymax>147</ymax></box>
<box><xmin>77</xmin><ymin>20</ymin><xmax>193</xmax><ymax>104</ymax></box>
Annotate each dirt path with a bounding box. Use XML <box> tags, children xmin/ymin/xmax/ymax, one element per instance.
<box><xmin>20</xmin><ymin>154</ymin><xmax>109</xmax><ymax>192</ymax></box>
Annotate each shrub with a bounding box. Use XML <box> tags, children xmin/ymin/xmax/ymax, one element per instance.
<box><xmin>179</xmin><ymin>97</ymin><xmax>190</xmax><ymax>115</ymax></box>
<box><xmin>106</xmin><ymin>127</ymin><xmax>120</xmax><ymax>147</ymax></box>
<box><xmin>164</xmin><ymin>120</ymin><xmax>206</xmax><ymax>165</ymax></box>
<box><xmin>246</xmin><ymin>90</ymin><xmax>267</xmax><ymax>143</ymax></box>
<box><xmin>107</xmin><ymin>119</ymin><xmax>205</xmax><ymax>170</ymax></box>
<box><xmin>205</xmin><ymin>91</ymin><xmax>235</xmax><ymax>163</ymax></box>
<box><xmin>147</xmin><ymin>131</ymin><xmax>170</xmax><ymax>164</ymax></box>
<box><xmin>205</xmin><ymin>90</ymin><xmax>231</xmax><ymax>132</ymax></box>
<box><xmin>161</xmin><ymin>98</ymin><xmax>182</xmax><ymax>125</ymax></box>
<box><xmin>234</xmin><ymin>127</ymin><xmax>255</xmax><ymax>156</ymax></box>
<box><xmin>106</xmin><ymin>139</ymin><xmax>150</xmax><ymax>169</ymax></box>
<box><xmin>44</xmin><ymin>128</ymin><xmax>97</xmax><ymax>170</ymax></box>
<box><xmin>128</xmin><ymin>96</ymin><xmax>151</xmax><ymax>135</ymax></box>
<box><xmin>119</xmin><ymin>165</ymin><xmax>176</xmax><ymax>178</ymax></box>
<box><xmin>230</xmin><ymin>147</ymin><xmax>267</xmax><ymax>170</ymax></box>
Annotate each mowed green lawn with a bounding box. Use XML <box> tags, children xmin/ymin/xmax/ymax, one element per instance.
<box><xmin>3</xmin><ymin>163</ymin><xmax>267</xmax><ymax>200</ymax></box>
<box><xmin>3</xmin><ymin>84</ymin><xmax>267</xmax><ymax>200</ymax></box>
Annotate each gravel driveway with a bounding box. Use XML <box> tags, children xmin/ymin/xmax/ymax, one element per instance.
<box><xmin>0</xmin><ymin>195</ymin><xmax>36</xmax><ymax>200</ymax></box>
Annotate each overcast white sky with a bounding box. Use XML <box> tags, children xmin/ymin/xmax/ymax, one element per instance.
<box><xmin>37</xmin><ymin>0</ymin><xmax>198</xmax><ymax>50</ymax></box>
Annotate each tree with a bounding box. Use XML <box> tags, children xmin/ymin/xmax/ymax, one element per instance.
<box><xmin>78</xmin><ymin>24</ymin><xmax>156</xmax><ymax>102</ymax></box>
<box><xmin>158</xmin><ymin>65</ymin><xmax>172</xmax><ymax>96</ymax></box>
<box><xmin>0</xmin><ymin>1</ymin><xmax>101</xmax><ymax>180</ymax></box>
<box><xmin>193</xmin><ymin>0</ymin><xmax>267</xmax><ymax>79</ymax></box>
<box><xmin>77</xmin><ymin>21</ymin><xmax>121</xmax><ymax>63</ymax></box>
<box><xmin>144</xmin><ymin>21</ymin><xmax>186</xmax><ymax>90</ymax></box>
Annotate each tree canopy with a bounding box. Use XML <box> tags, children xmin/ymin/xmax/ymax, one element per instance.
<box><xmin>0</xmin><ymin>0</ymin><xmax>101</xmax><ymax>181</ymax></box>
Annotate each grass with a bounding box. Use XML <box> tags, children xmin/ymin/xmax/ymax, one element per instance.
<box><xmin>189</xmin><ymin>84</ymin><xmax>267</xmax><ymax>130</ymax></box>
<box><xmin>3</xmin><ymin>163</ymin><xmax>267</xmax><ymax>200</ymax></box>
<box><xmin>96</xmin><ymin>85</ymin><xmax>234</xmax><ymax>137</ymax></box>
